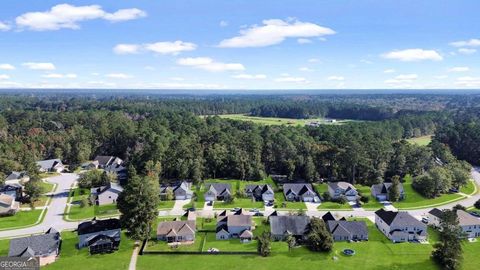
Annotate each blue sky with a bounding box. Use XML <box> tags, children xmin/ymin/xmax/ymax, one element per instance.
<box><xmin>0</xmin><ymin>0</ymin><xmax>479</xmax><ymax>90</ymax></box>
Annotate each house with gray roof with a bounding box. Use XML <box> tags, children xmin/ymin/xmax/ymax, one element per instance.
<box><xmin>371</xmin><ymin>182</ymin><xmax>405</xmax><ymax>201</ymax></box>
<box><xmin>160</xmin><ymin>181</ymin><xmax>193</xmax><ymax>200</ymax></box>
<box><xmin>328</xmin><ymin>181</ymin><xmax>359</xmax><ymax>201</ymax></box>
<box><xmin>94</xmin><ymin>156</ymin><xmax>127</xmax><ymax>182</ymax></box>
<box><xmin>157</xmin><ymin>220</ymin><xmax>196</xmax><ymax>243</ymax></box>
<box><xmin>204</xmin><ymin>183</ymin><xmax>231</xmax><ymax>201</ymax></box>
<box><xmin>0</xmin><ymin>193</ymin><xmax>20</xmax><ymax>216</ymax></box>
<box><xmin>90</xmin><ymin>182</ymin><xmax>123</xmax><ymax>206</ymax></box>
<box><xmin>245</xmin><ymin>184</ymin><xmax>274</xmax><ymax>202</ymax></box>
<box><xmin>283</xmin><ymin>183</ymin><xmax>320</xmax><ymax>202</ymax></box>
<box><xmin>428</xmin><ymin>208</ymin><xmax>480</xmax><ymax>238</ymax></box>
<box><xmin>36</xmin><ymin>159</ymin><xmax>65</xmax><ymax>173</ymax></box>
<box><xmin>5</xmin><ymin>171</ymin><xmax>29</xmax><ymax>185</ymax></box>
<box><xmin>9</xmin><ymin>228</ymin><xmax>61</xmax><ymax>266</ymax></box>
<box><xmin>270</xmin><ymin>215</ymin><xmax>310</xmax><ymax>241</ymax></box>
<box><xmin>216</xmin><ymin>211</ymin><xmax>253</xmax><ymax>241</ymax></box>
<box><xmin>77</xmin><ymin>218</ymin><xmax>121</xmax><ymax>254</ymax></box>
<box><xmin>0</xmin><ymin>183</ymin><xmax>22</xmax><ymax>200</ymax></box>
<box><xmin>375</xmin><ymin>209</ymin><xmax>427</xmax><ymax>242</ymax></box>
<box><xmin>327</xmin><ymin>220</ymin><xmax>368</xmax><ymax>241</ymax></box>
<box><xmin>427</xmin><ymin>208</ymin><xmax>444</xmax><ymax>227</ymax></box>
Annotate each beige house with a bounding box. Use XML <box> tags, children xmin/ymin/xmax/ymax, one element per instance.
<box><xmin>157</xmin><ymin>220</ymin><xmax>196</xmax><ymax>243</ymax></box>
<box><xmin>0</xmin><ymin>194</ymin><xmax>19</xmax><ymax>216</ymax></box>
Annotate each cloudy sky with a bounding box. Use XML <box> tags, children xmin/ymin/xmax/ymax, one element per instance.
<box><xmin>0</xmin><ymin>0</ymin><xmax>479</xmax><ymax>90</ymax></box>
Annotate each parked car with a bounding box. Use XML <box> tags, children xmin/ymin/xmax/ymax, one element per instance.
<box><xmin>254</xmin><ymin>212</ymin><xmax>264</xmax><ymax>216</ymax></box>
<box><xmin>186</xmin><ymin>207</ymin><xmax>196</xmax><ymax>212</ymax></box>
<box><xmin>421</xmin><ymin>217</ymin><xmax>429</xmax><ymax>224</ymax></box>
<box><xmin>207</xmin><ymin>248</ymin><xmax>219</xmax><ymax>253</ymax></box>
<box><xmin>469</xmin><ymin>211</ymin><xmax>480</xmax><ymax>217</ymax></box>
<box><xmin>231</xmin><ymin>207</ymin><xmax>240</xmax><ymax>212</ymax></box>
<box><xmin>249</xmin><ymin>208</ymin><xmax>259</xmax><ymax>212</ymax></box>
<box><xmin>449</xmin><ymin>188</ymin><xmax>459</xmax><ymax>193</ymax></box>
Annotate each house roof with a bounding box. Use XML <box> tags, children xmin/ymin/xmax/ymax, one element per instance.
<box><xmin>226</xmin><ymin>215</ymin><xmax>252</xmax><ymax>227</ymax></box>
<box><xmin>93</xmin><ymin>156</ymin><xmax>117</xmax><ymax>166</ymax></box>
<box><xmin>87</xmin><ymin>234</ymin><xmax>116</xmax><ymax>247</ymax></box>
<box><xmin>9</xmin><ymin>229</ymin><xmax>61</xmax><ymax>257</ymax></box>
<box><xmin>456</xmin><ymin>210</ymin><xmax>480</xmax><ymax>226</ymax></box>
<box><xmin>328</xmin><ymin>181</ymin><xmax>357</xmax><ymax>192</ymax></box>
<box><xmin>245</xmin><ymin>184</ymin><xmax>274</xmax><ymax>194</ymax></box>
<box><xmin>0</xmin><ymin>194</ymin><xmax>14</xmax><ymax>206</ymax></box>
<box><xmin>5</xmin><ymin>171</ymin><xmax>27</xmax><ymax>181</ymax></box>
<box><xmin>205</xmin><ymin>183</ymin><xmax>231</xmax><ymax>196</ymax></box>
<box><xmin>36</xmin><ymin>159</ymin><xmax>62</xmax><ymax>170</ymax></box>
<box><xmin>240</xmin><ymin>230</ymin><xmax>253</xmax><ymax>238</ymax></box>
<box><xmin>327</xmin><ymin>220</ymin><xmax>368</xmax><ymax>237</ymax></box>
<box><xmin>77</xmin><ymin>218</ymin><xmax>121</xmax><ymax>235</ymax></box>
<box><xmin>95</xmin><ymin>182</ymin><xmax>123</xmax><ymax>195</ymax></box>
<box><xmin>375</xmin><ymin>209</ymin><xmax>424</xmax><ymax>227</ymax></box>
<box><xmin>283</xmin><ymin>183</ymin><xmax>316</xmax><ymax>197</ymax></box>
<box><xmin>270</xmin><ymin>215</ymin><xmax>310</xmax><ymax>236</ymax></box>
<box><xmin>157</xmin><ymin>220</ymin><xmax>195</xmax><ymax>236</ymax></box>
<box><xmin>428</xmin><ymin>208</ymin><xmax>444</xmax><ymax>219</ymax></box>
<box><xmin>322</xmin><ymin>211</ymin><xmax>336</xmax><ymax>222</ymax></box>
<box><xmin>160</xmin><ymin>181</ymin><xmax>193</xmax><ymax>196</ymax></box>
<box><xmin>371</xmin><ymin>182</ymin><xmax>404</xmax><ymax>195</ymax></box>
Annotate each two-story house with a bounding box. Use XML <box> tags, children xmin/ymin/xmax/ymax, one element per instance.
<box><xmin>328</xmin><ymin>182</ymin><xmax>358</xmax><ymax>201</ymax></box>
<box><xmin>283</xmin><ymin>183</ymin><xmax>320</xmax><ymax>202</ymax></box>
<box><xmin>204</xmin><ymin>183</ymin><xmax>231</xmax><ymax>201</ymax></box>
<box><xmin>77</xmin><ymin>218</ymin><xmax>121</xmax><ymax>254</ymax></box>
<box><xmin>371</xmin><ymin>182</ymin><xmax>405</xmax><ymax>201</ymax></box>
<box><xmin>245</xmin><ymin>184</ymin><xmax>274</xmax><ymax>202</ymax></box>
<box><xmin>375</xmin><ymin>209</ymin><xmax>427</xmax><ymax>242</ymax></box>
<box><xmin>216</xmin><ymin>209</ymin><xmax>253</xmax><ymax>241</ymax></box>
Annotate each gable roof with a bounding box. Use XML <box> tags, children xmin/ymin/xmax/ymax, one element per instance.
<box><xmin>0</xmin><ymin>194</ymin><xmax>14</xmax><ymax>206</ymax></box>
<box><xmin>93</xmin><ymin>156</ymin><xmax>121</xmax><ymax>167</ymax></box>
<box><xmin>456</xmin><ymin>210</ymin><xmax>480</xmax><ymax>226</ymax></box>
<box><xmin>96</xmin><ymin>182</ymin><xmax>123</xmax><ymax>195</ymax></box>
<box><xmin>372</xmin><ymin>182</ymin><xmax>404</xmax><ymax>195</ymax></box>
<box><xmin>327</xmin><ymin>220</ymin><xmax>368</xmax><ymax>237</ymax></box>
<box><xmin>36</xmin><ymin>159</ymin><xmax>63</xmax><ymax>170</ymax></box>
<box><xmin>226</xmin><ymin>215</ymin><xmax>252</xmax><ymax>227</ymax></box>
<box><xmin>322</xmin><ymin>211</ymin><xmax>336</xmax><ymax>222</ymax></box>
<box><xmin>5</xmin><ymin>171</ymin><xmax>27</xmax><ymax>181</ymax></box>
<box><xmin>270</xmin><ymin>215</ymin><xmax>310</xmax><ymax>236</ymax></box>
<box><xmin>245</xmin><ymin>184</ymin><xmax>274</xmax><ymax>194</ymax></box>
<box><xmin>157</xmin><ymin>220</ymin><xmax>196</xmax><ymax>236</ymax></box>
<box><xmin>283</xmin><ymin>183</ymin><xmax>316</xmax><ymax>197</ymax></box>
<box><xmin>9</xmin><ymin>229</ymin><xmax>61</xmax><ymax>257</ymax></box>
<box><xmin>375</xmin><ymin>209</ymin><xmax>424</xmax><ymax>227</ymax></box>
<box><xmin>205</xmin><ymin>183</ymin><xmax>231</xmax><ymax>196</ymax></box>
<box><xmin>77</xmin><ymin>218</ymin><xmax>121</xmax><ymax>235</ymax></box>
<box><xmin>428</xmin><ymin>208</ymin><xmax>443</xmax><ymax>219</ymax></box>
<box><xmin>328</xmin><ymin>181</ymin><xmax>357</xmax><ymax>192</ymax></box>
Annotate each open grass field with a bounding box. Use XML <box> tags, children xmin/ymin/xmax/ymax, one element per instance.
<box><xmin>211</xmin><ymin>114</ymin><xmax>356</xmax><ymax>127</ymax></box>
<box><xmin>0</xmin><ymin>209</ymin><xmax>43</xmax><ymax>230</ymax></box>
<box><xmin>407</xmin><ymin>135</ymin><xmax>433</xmax><ymax>146</ymax></box>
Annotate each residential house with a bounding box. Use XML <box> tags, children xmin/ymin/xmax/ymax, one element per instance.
<box><xmin>283</xmin><ymin>183</ymin><xmax>320</xmax><ymax>202</ymax></box>
<box><xmin>327</xmin><ymin>220</ymin><xmax>368</xmax><ymax>241</ymax></box>
<box><xmin>81</xmin><ymin>161</ymin><xmax>99</xmax><ymax>170</ymax></box>
<box><xmin>77</xmin><ymin>218</ymin><xmax>121</xmax><ymax>254</ymax></box>
<box><xmin>371</xmin><ymin>182</ymin><xmax>405</xmax><ymax>201</ymax></box>
<box><xmin>0</xmin><ymin>183</ymin><xmax>22</xmax><ymax>200</ymax></box>
<box><xmin>94</xmin><ymin>156</ymin><xmax>127</xmax><ymax>182</ymax></box>
<box><xmin>428</xmin><ymin>208</ymin><xmax>480</xmax><ymax>238</ymax></box>
<box><xmin>245</xmin><ymin>184</ymin><xmax>275</xmax><ymax>202</ymax></box>
<box><xmin>328</xmin><ymin>182</ymin><xmax>359</xmax><ymax>201</ymax></box>
<box><xmin>4</xmin><ymin>171</ymin><xmax>29</xmax><ymax>185</ymax></box>
<box><xmin>204</xmin><ymin>183</ymin><xmax>231</xmax><ymax>201</ymax></box>
<box><xmin>36</xmin><ymin>159</ymin><xmax>65</xmax><ymax>173</ymax></box>
<box><xmin>427</xmin><ymin>208</ymin><xmax>444</xmax><ymax>227</ymax></box>
<box><xmin>270</xmin><ymin>215</ymin><xmax>310</xmax><ymax>241</ymax></box>
<box><xmin>0</xmin><ymin>193</ymin><xmax>20</xmax><ymax>216</ymax></box>
<box><xmin>375</xmin><ymin>209</ymin><xmax>427</xmax><ymax>242</ymax></box>
<box><xmin>216</xmin><ymin>211</ymin><xmax>253</xmax><ymax>241</ymax></box>
<box><xmin>160</xmin><ymin>181</ymin><xmax>193</xmax><ymax>200</ymax></box>
<box><xmin>8</xmin><ymin>228</ymin><xmax>61</xmax><ymax>266</ymax></box>
<box><xmin>90</xmin><ymin>182</ymin><xmax>123</xmax><ymax>206</ymax></box>
<box><xmin>157</xmin><ymin>220</ymin><xmax>196</xmax><ymax>243</ymax></box>
<box><xmin>321</xmin><ymin>211</ymin><xmax>346</xmax><ymax>223</ymax></box>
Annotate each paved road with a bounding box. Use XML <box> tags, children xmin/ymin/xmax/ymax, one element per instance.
<box><xmin>0</xmin><ymin>173</ymin><xmax>79</xmax><ymax>239</ymax></box>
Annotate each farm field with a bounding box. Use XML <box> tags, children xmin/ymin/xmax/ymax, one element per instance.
<box><xmin>209</xmin><ymin>114</ymin><xmax>356</xmax><ymax>127</ymax></box>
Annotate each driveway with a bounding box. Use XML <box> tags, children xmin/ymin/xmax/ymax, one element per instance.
<box><xmin>169</xmin><ymin>199</ymin><xmax>191</xmax><ymax>215</ymax></box>
<box><xmin>0</xmin><ymin>173</ymin><xmax>79</xmax><ymax>239</ymax></box>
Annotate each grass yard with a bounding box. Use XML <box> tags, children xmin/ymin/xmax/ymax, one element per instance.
<box><xmin>39</xmin><ymin>172</ymin><xmax>61</xmax><ymax>179</ymax></box>
<box><xmin>211</xmin><ymin>114</ymin><xmax>356</xmax><ymax>127</ymax></box>
<box><xmin>158</xmin><ymin>200</ymin><xmax>176</xmax><ymax>209</ymax></box>
<box><xmin>317</xmin><ymin>201</ymin><xmax>352</xmax><ymax>210</ymax></box>
<box><xmin>66</xmin><ymin>188</ymin><xmax>119</xmax><ymax>220</ymax></box>
<box><xmin>354</xmin><ymin>185</ymin><xmax>384</xmax><ymax>210</ymax></box>
<box><xmin>393</xmin><ymin>175</ymin><xmax>465</xmax><ymax>209</ymax></box>
<box><xmin>460</xmin><ymin>180</ymin><xmax>477</xmax><ymax>195</ymax></box>
<box><xmin>20</xmin><ymin>180</ymin><xmax>56</xmax><ymax>208</ymax></box>
<box><xmin>273</xmin><ymin>191</ymin><xmax>307</xmax><ymax>210</ymax></box>
<box><xmin>42</xmin><ymin>231</ymin><xmax>135</xmax><ymax>270</ymax></box>
<box><xmin>407</xmin><ymin>135</ymin><xmax>432</xmax><ymax>146</ymax></box>
<box><xmin>0</xmin><ymin>209</ymin><xmax>43</xmax><ymax>230</ymax></box>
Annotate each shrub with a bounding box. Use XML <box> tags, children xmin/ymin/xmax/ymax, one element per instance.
<box><xmin>474</xmin><ymin>199</ymin><xmax>480</xmax><ymax>209</ymax></box>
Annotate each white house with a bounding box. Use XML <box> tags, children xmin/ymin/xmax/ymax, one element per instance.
<box><xmin>90</xmin><ymin>182</ymin><xmax>123</xmax><ymax>205</ymax></box>
<box><xmin>429</xmin><ymin>208</ymin><xmax>480</xmax><ymax>238</ymax></box>
<box><xmin>375</xmin><ymin>209</ymin><xmax>427</xmax><ymax>242</ymax></box>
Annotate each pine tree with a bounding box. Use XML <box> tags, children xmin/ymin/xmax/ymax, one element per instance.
<box><xmin>306</xmin><ymin>217</ymin><xmax>334</xmax><ymax>252</ymax></box>
<box><xmin>432</xmin><ymin>209</ymin><xmax>464</xmax><ymax>270</ymax></box>
<box><xmin>389</xmin><ymin>175</ymin><xmax>401</xmax><ymax>202</ymax></box>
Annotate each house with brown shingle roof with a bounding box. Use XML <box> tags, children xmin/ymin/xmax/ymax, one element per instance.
<box><xmin>156</xmin><ymin>220</ymin><xmax>196</xmax><ymax>243</ymax></box>
<box><xmin>0</xmin><ymin>193</ymin><xmax>19</xmax><ymax>216</ymax></box>
<box><xmin>216</xmin><ymin>210</ymin><xmax>253</xmax><ymax>240</ymax></box>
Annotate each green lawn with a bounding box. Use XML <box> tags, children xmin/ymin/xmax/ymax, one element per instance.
<box><xmin>210</xmin><ymin>114</ymin><xmax>356</xmax><ymax>127</ymax></box>
<box><xmin>20</xmin><ymin>180</ymin><xmax>56</xmax><ymax>208</ymax></box>
<box><xmin>66</xmin><ymin>188</ymin><xmax>119</xmax><ymax>220</ymax></box>
<box><xmin>460</xmin><ymin>180</ymin><xmax>477</xmax><ymax>195</ymax></box>
<box><xmin>407</xmin><ymin>135</ymin><xmax>433</xmax><ymax>146</ymax></box>
<box><xmin>0</xmin><ymin>209</ymin><xmax>43</xmax><ymax>230</ymax></box>
<box><xmin>317</xmin><ymin>201</ymin><xmax>352</xmax><ymax>210</ymax></box>
<box><xmin>354</xmin><ymin>185</ymin><xmax>384</xmax><ymax>210</ymax></box>
<box><xmin>393</xmin><ymin>175</ymin><xmax>465</xmax><ymax>209</ymax></box>
<box><xmin>158</xmin><ymin>200</ymin><xmax>176</xmax><ymax>209</ymax></box>
<box><xmin>43</xmin><ymin>231</ymin><xmax>135</xmax><ymax>270</ymax></box>
<box><xmin>273</xmin><ymin>191</ymin><xmax>306</xmax><ymax>210</ymax></box>
<box><xmin>39</xmin><ymin>172</ymin><xmax>61</xmax><ymax>179</ymax></box>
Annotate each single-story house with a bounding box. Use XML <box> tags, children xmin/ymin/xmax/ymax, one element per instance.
<box><xmin>216</xmin><ymin>211</ymin><xmax>253</xmax><ymax>240</ymax></box>
<box><xmin>160</xmin><ymin>181</ymin><xmax>193</xmax><ymax>200</ymax></box>
<box><xmin>321</xmin><ymin>211</ymin><xmax>346</xmax><ymax>223</ymax></box>
<box><xmin>0</xmin><ymin>193</ymin><xmax>20</xmax><ymax>216</ymax></box>
<box><xmin>81</xmin><ymin>160</ymin><xmax>99</xmax><ymax>170</ymax></box>
<box><xmin>371</xmin><ymin>182</ymin><xmax>405</xmax><ymax>201</ymax></box>
<box><xmin>204</xmin><ymin>183</ymin><xmax>231</xmax><ymax>201</ymax></box>
<box><xmin>0</xmin><ymin>183</ymin><xmax>22</xmax><ymax>200</ymax></box>
<box><xmin>5</xmin><ymin>171</ymin><xmax>30</xmax><ymax>185</ymax></box>
<box><xmin>77</xmin><ymin>218</ymin><xmax>121</xmax><ymax>254</ymax></box>
<box><xmin>270</xmin><ymin>215</ymin><xmax>310</xmax><ymax>241</ymax></box>
<box><xmin>427</xmin><ymin>208</ymin><xmax>444</xmax><ymax>227</ymax></box>
<box><xmin>283</xmin><ymin>183</ymin><xmax>320</xmax><ymax>202</ymax></box>
<box><xmin>327</xmin><ymin>220</ymin><xmax>368</xmax><ymax>241</ymax></box>
<box><xmin>428</xmin><ymin>208</ymin><xmax>480</xmax><ymax>238</ymax></box>
<box><xmin>245</xmin><ymin>184</ymin><xmax>275</xmax><ymax>202</ymax></box>
<box><xmin>93</xmin><ymin>156</ymin><xmax>124</xmax><ymax>168</ymax></box>
<box><xmin>9</xmin><ymin>228</ymin><xmax>61</xmax><ymax>266</ymax></box>
<box><xmin>90</xmin><ymin>182</ymin><xmax>123</xmax><ymax>206</ymax></box>
<box><xmin>375</xmin><ymin>209</ymin><xmax>427</xmax><ymax>242</ymax></box>
<box><xmin>328</xmin><ymin>182</ymin><xmax>358</xmax><ymax>201</ymax></box>
<box><xmin>36</xmin><ymin>159</ymin><xmax>65</xmax><ymax>173</ymax></box>
<box><xmin>157</xmin><ymin>220</ymin><xmax>196</xmax><ymax>243</ymax></box>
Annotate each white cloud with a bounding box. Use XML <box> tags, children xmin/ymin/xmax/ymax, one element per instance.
<box><xmin>22</xmin><ymin>62</ymin><xmax>56</xmax><ymax>70</ymax></box>
<box><xmin>448</xmin><ymin>66</ymin><xmax>469</xmax><ymax>72</ymax></box>
<box><xmin>383</xmin><ymin>69</ymin><xmax>395</xmax><ymax>73</ymax></box>
<box><xmin>327</xmin><ymin>76</ymin><xmax>345</xmax><ymax>81</ymax></box>
<box><xmin>177</xmin><ymin>57</ymin><xmax>245</xmax><ymax>72</ymax></box>
<box><xmin>455</xmin><ymin>76</ymin><xmax>480</xmax><ymax>87</ymax></box>
<box><xmin>307</xmin><ymin>58</ymin><xmax>319</xmax><ymax>63</ymax></box>
<box><xmin>274</xmin><ymin>76</ymin><xmax>308</xmax><ymax>83</ymax></box>
<box><xmin>0</xmin><ymin>21</ymin><xmax>11</xmax><ymax>31</ymax></box>
<box><xmin>144</xmin><ymin>66</ymin><xmax>155</xmax><ymax>71</ymax></box>
<box><xmin>42</xmin><ymin>73</ymin><xmax>77</xmax><ymax>79</ymax></box>
<box><xmin>450</xmin><ymin>39</ymin><xmax>480</xmax><ymax>47</ymax></box>
<box><xmin>218</xmin><ymin>19</ymin><xmax>335</xmax><ymax>48</ymax></box>
<box><xmin>232</xmin><ymin>74</ymin><xmax>266</xmax><ymax>80</ymax></box>
<box><xmin>15</xmin><ymin>4</ymin><xmax>146</xmax><ymax>31</ymax></box>
<box><xmin>297</xmin><ymin>38</ymin><xmax>312</xmax><ymax>44</ymax></box>
<box><xmin>105</xmin><ymin>73</ymin><xmax>132</xmax><ymax>79</ymax></box>
<box><xmin>219</xmin><ymin>20</ymin><xmax>228</xmax><ymax>27</ymax></box>
<box><xmin>299</xmin><ymin>67</ymin><xmax>313</xmax><ymax>72</ymax></box>
<box><xmin>103</xmin><ymin>8</ymin><xmax>146</xmax><ymax>22</ymax></box>
<box><xmin>381</xmin><ymin>49</ymin><xmax>443</xmax><ymax>61</ymax></box>
<box><xmin>0</xmin><ymin>74</ymin><xmax>10</xmax><ymax>80</ymax></box>
<box><xmin>385</xmin><ymin>74</ymin><xmax>418</xmax><ymax>86</ymax></box>
<box><xmin>434</xmin><ymin>75</ymin><xmax>448</xmax><ymax>79</ymax></box>
<box><xmin>114</xmin><ymin>41</ymin><xmax>196</xmax><ymax>55</ymax></box>
<box><xmin>458</xmin><ymin>48</ymin><xmax>477</xmax><ymax>55</ymax></box>
<box><xmin>170</xmin><ymin>77</ymin><xmax>184</xmax><ymax>81</ymax></box>
<box><xmin>0</xmin><ymin>64</ymin><xmax>15</xmax><ymax>70</ymax></box>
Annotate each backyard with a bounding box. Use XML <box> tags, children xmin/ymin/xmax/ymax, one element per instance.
<box><xmin>65</xmin><ymin>187</ymin><xmax>119</xmax><ymax>220</ymax></box>
<box><xmin>0</xmin><ymin>209</ymin><xmax>43</xmax><ymax>230</ymax></box>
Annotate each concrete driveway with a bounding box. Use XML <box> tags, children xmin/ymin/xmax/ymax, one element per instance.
<box><xmin>169</xmin><ymin>199</ymin><xmax>191</xmax><ymax>215</ymax></box>
<box><xmin>0</xmin><ymin>173</ymin><xmax>79</xmax><ymax>239</ymax></box>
